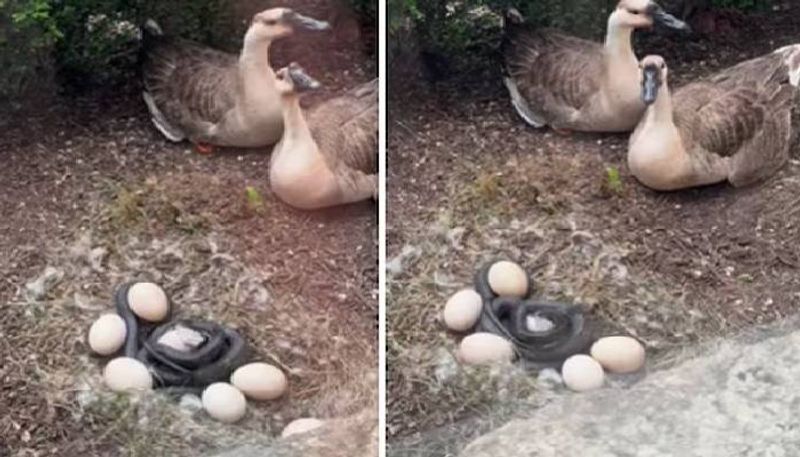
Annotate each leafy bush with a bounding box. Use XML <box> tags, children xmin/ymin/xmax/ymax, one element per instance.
<box><xmin>388</xmin><ymin>0</ymin><xmax>774</xmax><ymax>65</ymax></box>
<box><xmin>387</xmin><ymin>0</ymin><xmax>616</xmax><ymax>72</ymax></box>
<box><xmin>0</xmin><ymin>0</ymin><xmax>56</xmax><ymax>99</ymax></box>
<box><xmin>0</xmin><ymin>0</ymin><xmax>236</xmax><ymax>99</ymax></box>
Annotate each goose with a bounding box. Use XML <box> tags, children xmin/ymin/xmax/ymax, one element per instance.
<box><xmin>502</xmin><ymin>1</ymin><xmax>689</xmax><ymax>133</ymax></box>
<box><xmin>628</xmin><ymin>46</ymin><xmax>800</xmax><ymax>191</ymax></box>
<box><xmin>269</xmin><ymin>63</ymin><xmax>377</xmax><ymax>209</ymax></box>
<box><xmin>141</xmin><ymin>8</ymin><xmax>330</xmax><ymax>154</ymax></box>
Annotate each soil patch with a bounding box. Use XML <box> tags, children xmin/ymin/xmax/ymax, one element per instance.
<box><xmin>387</xmin><ymin>3</ymin><xmax>800</xmax><ymax>447</ymax></box>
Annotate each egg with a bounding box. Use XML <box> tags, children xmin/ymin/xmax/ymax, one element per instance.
<box><xmin>457</xmin><ymin>332</ymin><xmax>515</xmax><ymax>365</ymax></box>
<box><xmin>103</xmin><ymin>357</ymin><xmax>153</xmax><ymax>392</ymax></box>
<box><xmin>487</xmin><ymin>261</ymin><xmax>528</xmax><ymax>297</ymax></box>
<box><xmin>590</xmin><ymin>336</ymin><xmax>646</xmax><ymax>374</ymax></box>
<box><xmin>443</xmin><ymin>289</ymin><xmax>483</xmax><ymax>332</ymax></box>
<box><xmin>230</xmin><ymin>363</ymin><xmax>288</xmax><ymax>401</ymax></box>
<box><xmin>88</xmin><ymin>313</ymin><xmax>127</xmax><ymax>355</ymax></box>
<box><xmin>202</xmin><ymin>383</ymin><xmax>247</xmax><ymax>423</ymax></box>
<box><xmin>127</xmin><ymin>282</ymin><xmax>169</xmax><ymax>322</ymax></box>
<box><xmin>281</xmin><ymin>418</ymin><xmax>324</xmax><ymax>438</ymax></box>
<box><xmin>561</xmin><ymin>354</ymin><xmax>604</xmax><ymax>392</ymax></box>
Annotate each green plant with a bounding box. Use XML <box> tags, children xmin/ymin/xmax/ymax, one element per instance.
<box><xmin>387</xmin><ymin>0</ymin><xmax>612</xmax><ymax>74</ymax></box>
<box><xmin>0</xmin><ymin>0</ymin><xmax>55</xmax><ymax>99</ymax></box>
<box><xmin>605</xmin><ymin>166</ymin><xmax>623</xmax><ymax>195</ymax></box>
<box><xmin>387</xmin><ymin>0</ymin><xmax>773</xmax><ymax>76</ymax></box>
<box><xmin>0</xmin><ymin>0</ymin><xmax>237</xmax><ymax>98</ymax></box>
<box><xmin>245</xmin><ymin>186</ymin><xmax>265</xmax><ymax>213</ymax></box>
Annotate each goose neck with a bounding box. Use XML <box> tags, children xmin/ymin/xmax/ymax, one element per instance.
<box><xmin>646</xmin><ymin>86</ymin><xmax>674</xmax><ymax>124</ymax></box>
<box><xmin>240</xmin><ymin>36</ymin><xmax>272</xmax><ymax>69</ymax></box>
<box><xmin>604</xmin><ymin>23</ymin><xmax>635</xmax><ymax>60</ymax></box>
<box><xmin>281</xmin><ymin>95</ymin><xmax>311</xmax><ymax>141</ymax></box>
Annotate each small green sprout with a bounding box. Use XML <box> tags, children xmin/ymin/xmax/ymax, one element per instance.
<box><xmin>245</xmin><ymin>186</ymin><xmax>265</xmax><ymax>212</ymax></box>
<box><xmin>606</xmin><ymin>166</ymin><xmax>623</xmax><ymax>195</ymax></box>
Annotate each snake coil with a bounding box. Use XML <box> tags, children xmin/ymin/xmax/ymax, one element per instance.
<box><xmin>474</xmin><ymin>262</ymin><xmax>593</xmax><ymax>367</ymax></box>
<box><xmin>114</xmin><ymin>282</ymin><xmax>248</xmax><ymax>389</ymax></box>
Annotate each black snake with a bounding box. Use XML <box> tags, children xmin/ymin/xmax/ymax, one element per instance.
<box><xmin>474</xmin><ymin>262</ymin><xmax>593</xmax><ymax>367</ymax></box>
<box><xmin>113</xmin><ymin>282</ymin><xmax>249</xmax><ymax>389</ymax></box>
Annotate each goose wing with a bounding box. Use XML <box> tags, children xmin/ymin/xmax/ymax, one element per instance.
<box><xmin>674</xmin><ymin>50</ymin><xmax>795</xmax><ymax>158</ymax></box>
<box><xmin>308</xmin><ymin>79</ymin><xmax>378</xmax><ymax>175</ymax></box>
<box><xmin>674</xmin><ymin>74</ymin><xmax>793</xmax><ymax>186</ymax></box>
<box><xmin>143</xmin><ymin>38</ymin><xmax>239</xmax><ymax>140</ymax></box>
<box><xmin>673</xmin><ymin>83</ymin><xmax>766</xmax><ymax>158</ymax></box>
<box><xmin>503</xmin><ymin>28</ymin><xmax>603</xmax><ymax>115</ymax></box>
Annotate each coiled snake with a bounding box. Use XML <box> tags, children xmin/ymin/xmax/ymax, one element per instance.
<box><xmin>114</xmin><ymin>282</ymin><xmax>249</xmax><ymax>389</ymax></box>
<box><xmin>474</xmin><ymin>262</ymin><xmax>593</xmax><ymax>367</ymax></box>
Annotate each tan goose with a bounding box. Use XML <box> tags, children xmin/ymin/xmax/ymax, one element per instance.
<box><xmin>628</xmin><ymin>46</ymin><xmax>800</xmax><ymax>191</ymax></box>
<box><xmin>141</xmin><ymin>8</ymin><xmax>329</xmax><ymax>153</ymax></box>
<box><xmin>502</xmin><ymin>1</ymin><xmax>689</xmax><ymax>132</ymax></box>
<box><xmin>270</xmin><ymin>64</ymin><xmax>377</xmax><ymax>209</ymax></box>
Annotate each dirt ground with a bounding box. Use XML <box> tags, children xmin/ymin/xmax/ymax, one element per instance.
<box><xmin>387</xmin><ymin>3</ymin><xmax>800</xmax><ymax>452</ymax></box>
<box><xmin>0</xmin><ymin>0</ymin><xmax>377</xmax><ymax>455</ymax></box>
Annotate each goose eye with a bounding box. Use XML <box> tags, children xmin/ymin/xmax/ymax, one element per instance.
<box><xmin>628</xmin><ymin>9</ymin><xmax>641</xmax><ymax>14</ymax></box>
<box><xmin>264</xmin><ymin>19</ymin><xmax>277</xmax><ymax>26</ymax></box>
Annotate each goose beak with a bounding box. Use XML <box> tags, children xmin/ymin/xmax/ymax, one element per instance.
<box><xmin>288</xmin><ymin>63</ymin><xmax>322</xmax><ymax>92</ymax></box>
<box><xmin>642</xmin><ymin>66</ymin><xmax>661</xmax><ymax>105</ymax></box>
<box><xmin>649</xmin><ymin>2</ymin><xmax>691</xmax><ymax>32</ymax></box>
<box><xmin>285</xmin><ymin>11</ymin><xmax>331</xmax><ymax>31</ymax></box>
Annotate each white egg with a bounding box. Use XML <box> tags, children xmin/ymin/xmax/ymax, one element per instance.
<box><xmin>88</xmin><ymin>313</ymin><xmax>127</xmax><ymax>355</ymax></box>
<box><xmin>281</xmin><ymin>417</ymin><xmax>324</xmax><ymax>438</ymax></box>
<box><xmin>457</xmin><ymin>332</ymin><xmax>515</xmax><ymax>365</ymax></box>
<box><xmin>127</xmin><ymin>282</ymin><xmax>169</xmax><ymax>322</ymax></box>
<box><xmin>230</xmin><ymin>363</ymin><xmax>288</xmax><ymax>401</ymax></box>
<box><xmin>561</xmin><ymin>354</ymin><xmax>604</xmax><ymax>392</ymax></box>
<box><xmin>202</xmin><ymin>382</ymin><xmax>247</xmax><ymax>423</ymax></box>
<box><xmin>442</xmin><ymin>289</ymin><xmax>483</xmax><ymax>332</ymax></box>
<box><xmin>487</xmin><ymin>261</ymin><xmax>528</xmax><ymax>297</ymax></box>
<box><xmin>103</xmin><ymin>357</ymin><xmax>153</xmax><ymax>392</ymax></box>
<box><xmin>590</xmin><ymin>336</ymin><xmax>646</xmax><ymax>374</ymax></box>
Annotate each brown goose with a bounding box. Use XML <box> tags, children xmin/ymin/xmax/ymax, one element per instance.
<box><xmin>502</xmin><ymin>1</ymin><xmax>689</xmax><ymax>133</ymax></box>
<box><xmin>628</xmin><ymin>46</ymin><xmax>800</xmax><ymax>191</ymax></box>
<box><xmin>141</xmin><ymin>8</ymin><xmax>329</xmax><ymax>153</ymax></box>
<box><xmin>270</xmin><ymin>64</ymin><xmax>377</xmax><ymax>209</ymax></box>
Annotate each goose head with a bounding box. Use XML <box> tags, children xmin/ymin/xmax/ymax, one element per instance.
<box><xmin>245</xmin><ymin>8</ymin><xmax>330</xmax><ymax>44</ymax></box>
<box><xmin>275</xmin><ymin>62</ymin><xmax>323</xmax><ymax>96</ymax></box>
<box><xmin>610</xmin><ymin>0</ymin><xmax>690</xmax><ymax>32</ymax></box>
<box><xmin>638</xmin><ymin>55</ymin><xmax>668</xmax><ymax>105</ymax></box>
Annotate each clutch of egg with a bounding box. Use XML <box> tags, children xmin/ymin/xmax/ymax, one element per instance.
<box><xmin>203</xmin><ymin>362</ymin><xmax>288</xmax><ymax>423</ymax></box>
<box><xmin>560</xmin><ymin>337</ymin><xmax>646</xmax><ymax>392</ymax></box>
<box><xmin>88</xmin><ymin>282</ymin><xmax>290</xmax><ymax>424</ymax></box>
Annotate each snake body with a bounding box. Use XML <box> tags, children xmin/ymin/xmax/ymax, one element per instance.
<box><xmin>114</xmin><ymin>282</ymin><xmax>248</xmax><ymax>389</ymax></box>
<box><xmin>474</xmin><ymin>262</ymin><xmax>593</xmax><ymax>367</ymax></box>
